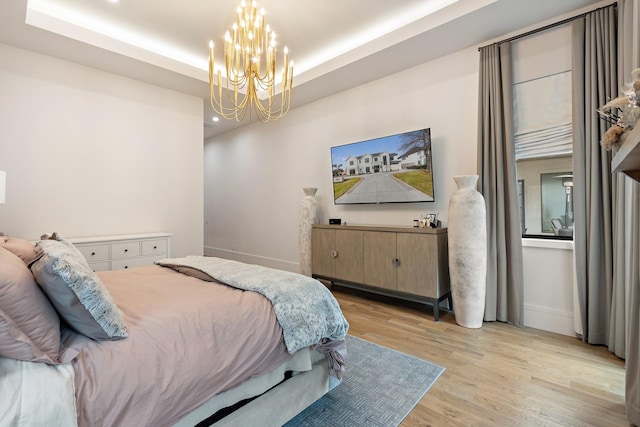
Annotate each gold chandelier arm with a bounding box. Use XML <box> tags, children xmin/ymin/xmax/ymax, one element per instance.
<box><xmin>208</xmin><ymin>1</ymin><xmax>293</xmax><ymax>123</ymax></box>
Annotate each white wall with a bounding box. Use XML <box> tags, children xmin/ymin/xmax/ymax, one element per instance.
<box><xmin>523</xmin><ymin>240</ymin><xmax>576</xmax><ymax>336</ymax></box>
<box><xmin>204</xmin><ymin>47</ymin><xmax>478</xmax><ymax>271</ymax></box>
<box><xmin>0</xmin><ymin>43</ymin><xmax>204</xmax><ymax>257</ymax></box>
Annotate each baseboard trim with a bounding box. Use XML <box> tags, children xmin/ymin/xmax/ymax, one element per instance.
<box><xmin>203</xmin><ymin>246</ymin><xmax>300</xmax><ymax>273</ymax></box>
<box><xmin>524</xmin><ymin>303</ymin><xmax>575</xmax><ymax>337</ymax></box>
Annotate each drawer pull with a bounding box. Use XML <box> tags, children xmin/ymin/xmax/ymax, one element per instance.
<box><xmin>124</xmin><ymin>249</ymin><xmax>128</xmax><ymax>253</ymax></box>
<box><xmin>124</xmin><ymin>265</ymin><xmax>128</xmax><ymax>269</ymax></box>
<box><xmin>330</xmin><ymin>250</ymin><xmax>338</xmax><ymax>258</ymax></box>
<box><xmin>153</xmin><ymin>246</ymin><xmax>157</xmax><ymax>250</ymax></box>
<box><xmin>91</xmin><ymin>252</ymin><xmax>96</xmax><ymax>256</ymax></box>
<box><xmin>392</xmin><ymin>258</ymin><xmax>401</xmax><ymax>267</ymax></box>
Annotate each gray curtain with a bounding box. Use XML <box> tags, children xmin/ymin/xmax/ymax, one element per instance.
<box><xmin>618</xmin><ymin>0</ymin><xmax>640</xmax><ymax>423</ymax></box>
<box><xmin>477</xmin><ymin>43</ymin><xmax>524</xmax><ymax>326</ymax></box>
<box><xmin>572</xmin><ymin>3</ymin><xmax>640</xmax><ymax>423</ymax></box>
<box><xmin>571</xmin><ymin>4</ymin><xmax>617</xmax><ymax>346</ymax></box>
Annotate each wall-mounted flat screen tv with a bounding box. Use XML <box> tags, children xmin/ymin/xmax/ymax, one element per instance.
<box><xmin>331</xmin><ymin>127</ymin><xmax>434</xmax><ymax>204</ymax></box>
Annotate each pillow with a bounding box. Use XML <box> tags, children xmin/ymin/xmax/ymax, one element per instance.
<box><xmin>0</xmin><ymin>247</ymin><xmax>61</xmax><ymax>363</ymax></box>
<box><xmin>0</xmin><ymin>233</ymin><xmax>43</xmax><ymax>266</ymax></box>
<box><xmin>31</xmin><ymin>235</ymin><xmax>128</xmax><ymax>341</ymax></box>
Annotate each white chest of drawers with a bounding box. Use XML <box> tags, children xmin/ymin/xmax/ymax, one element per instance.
<box><xmin>68</xmin><ymin>233</ymin><xmax>172</xmax><ymax>271</ymax></box>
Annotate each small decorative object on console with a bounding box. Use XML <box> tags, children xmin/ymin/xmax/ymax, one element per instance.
<box><xmin>418</xmin><ymin>212</ymin><xmax>439</xmax><ymax>228</ymax></box>
<box><xmin>425</xmin><ymin>212</ymin><xmax>439</xmax><ymax>228</ymax></box>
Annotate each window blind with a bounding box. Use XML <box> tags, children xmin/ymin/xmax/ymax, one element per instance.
<box><xmin>513</xmin><ymin>71</ymin><xmax>572</xmax><ymax>159</ymax></box>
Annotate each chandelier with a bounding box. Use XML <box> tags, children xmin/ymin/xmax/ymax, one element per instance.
<box><xmin>208</xmin><ymin>1</ymin><xmax>293</xmax><ymax>122</ymax></box>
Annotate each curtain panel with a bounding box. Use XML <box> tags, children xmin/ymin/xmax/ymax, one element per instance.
<box><xmin>477</xmin><ymin>43</ymin><xmax>525</xmax><ymax>326</ymax></box>
<box><xmin>571</xmin><ymin>2</ymin><xmax>617</xmax><ymax>347</ymax></box>
<box><xmin>571</xmin><ymin>3</ymin><xmax>640</xmax><ymax>423</ymax></box>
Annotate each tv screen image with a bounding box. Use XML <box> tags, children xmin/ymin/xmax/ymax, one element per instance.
<box><xmin>331</xmin><ymin>127</ymin><xmax>434</xmax><ymax>204</ymax></box>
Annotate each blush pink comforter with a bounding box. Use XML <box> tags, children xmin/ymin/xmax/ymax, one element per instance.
<box><xmin>59</xmin><ymin>265</ymin><xmax>291</xmax><ymax>427</ymax></box>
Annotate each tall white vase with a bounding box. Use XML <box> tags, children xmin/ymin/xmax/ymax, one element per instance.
<box><xmin>448</xmin><ymin>175</ymin><xmax>487</xmax><ymax>328</ymax></box>
<box><xmin>299</xmin><ymin>187</ymin><xmax>319</xmax><ymax>276</ymax></box>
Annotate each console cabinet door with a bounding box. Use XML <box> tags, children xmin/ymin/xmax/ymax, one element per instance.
<box><xmin>334</xmin><ymin>229</ymin><xmax>364</xmax><ymax>284</ymax></box>
<box><xmin>312</xmin><ymin>228</ymin><xmax>364</xmax><ymax>283</ymax></box>
<box><xmin>396</xmin><ymin>233</ymin><xmax>437</xmax><ymax>298</ymax></box>
<box><xmin>312</xmin><ymin>227</ymin><xmax>336</xmax><ymax>278</ymax></box>
<box><xmin>363</xmin><ymin>231</ymin><xmax>397</xmax><ymax>290</ymax></box>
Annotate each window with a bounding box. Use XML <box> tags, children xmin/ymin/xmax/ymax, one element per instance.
<box><xmin>540</xmin><ymin>172</ymin><xmax>573</xmax><ymax>234</ymax></box>
<box><xmin>512</xmin><ymin>25</ymin><xmax>573</xmax><ymax>239</ymax></box>
<box><xmin>517</xmin><ymin>179</ymin><xmax>525</xmax><ymax>232</ymax></box>
<box><xmin>517</xmin><ymin>158</ymin><xmax>573</xmax><ymax>237</ymax></box>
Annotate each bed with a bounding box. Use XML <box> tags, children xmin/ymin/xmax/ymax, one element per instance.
<box><xmin>0</xmin><ymin>233</ymin><xmax>349</xmax><ymax>427</ymax></box>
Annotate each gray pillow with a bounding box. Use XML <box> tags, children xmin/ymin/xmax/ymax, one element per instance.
<box><xmin>31</xmin><ymin>236</ymin><xmax>127</xmax><ymax>341</ymax></box>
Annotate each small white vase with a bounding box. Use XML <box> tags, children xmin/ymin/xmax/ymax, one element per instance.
<box><xmin>448</xmin><ymin>175</ymin><xmax>487</xmax><ymax>328</ymax></box>
<box><xmin>299</xmin><ymin>187</ymin><xmax>319</xmax><ymax>276</ymax></box>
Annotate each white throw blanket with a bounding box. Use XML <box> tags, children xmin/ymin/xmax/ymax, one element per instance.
<box><xmin>156</xmin><ymin>256</ymin><xmax>349</xmax><ymax>376</ymax></box>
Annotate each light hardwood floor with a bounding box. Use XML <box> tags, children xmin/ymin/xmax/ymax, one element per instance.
<box><xmin>331</xmin><ymin>286</ymin><xmax>629</xmax><ymax>427</ymax></box>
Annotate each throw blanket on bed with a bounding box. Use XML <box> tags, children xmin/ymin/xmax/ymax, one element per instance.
<box><xmin>156</xmin><ymin>256</ymin><xmax>349</xmax><ymax>377</ymax></box>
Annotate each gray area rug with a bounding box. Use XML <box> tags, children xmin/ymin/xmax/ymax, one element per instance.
<box><xmin>284</xmin><ymin>335</ymin><xmax>445</xmax><ymax>427</ymax></box>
